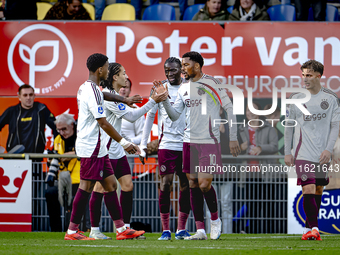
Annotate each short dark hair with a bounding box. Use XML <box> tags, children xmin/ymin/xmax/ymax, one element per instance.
<box><xmin>86</xmin><ymin>53</ymin><xmax>108</xmax><ymax>72</ymax></box>
<box><xmin>182</xmin><ymin>51</ymin><xmax>204</xmax><ymax>68</ymax></box>
<box><xmin>300</xmin><ymin>60</ymin><xmax>324</xmax><ymax>76</ymax></box>
<box><xmin>164</xmin><ymin>57</ymin><xmax>182</xmax><ymax>68</ymax></box>
<box><xmin>101</xmin><ymin>62</ymin><xmax>122</xmax><ymax>90</ymax></box>
<box><xmin>18</xmin><ymin>84</ymin><xmax>34</xmax><ymax>94</ymax></box>
<box><xmin>234</xmin><ymin>0</ymin><xmax>264</xmax><ymax>9</ymax></box>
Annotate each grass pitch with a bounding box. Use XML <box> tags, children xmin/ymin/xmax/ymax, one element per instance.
<box><xmin>0</xmin><ymin>232</ymin><xmax>339</xmax><ymax>255</ymax></box>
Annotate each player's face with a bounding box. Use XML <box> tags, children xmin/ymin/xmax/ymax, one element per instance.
<box><xmin>100</xmin><ymin>61</ymin><xmax>109</xmax><ymax>81</ymax></box>
<box><xmin>164</xmin><ymin>62</ymin><xmax>182</xmax><ymax>85</ymax></box>
<box><xmin>67</xmin><ymin>0</ymin><xmax>82</xmax><ymax>15</ymax></box>
<box><xmin>56</xmin><ymin>122</ymin><xmax>74</xmax><ymax>139</ymax></box>
<box><xmin>119</xmin><ymin>79</ymin><xmax>131</xmax><ymax>97</ymax></box>
<box><xmin>114</xmin><ymin>66</ymin><xmax>127</xmax><ymax>91</ymax></box>
<box><xmin>207</xmin><ymin>0</ymin><xmax>222</xmax><ymax>15</ymax></box>
<box><xmin>301</xmin><ymin>68</ymin><xmax>321</xmax><ymax>91</ymax></box>
<box><xmin>181</xmin><ymin>57</ymin><xmax>197</xmax><ymax>80</ymax></box>
<box><xmin>246</xmin><ymin>103</ymin><xmax>259</xmax><ymax>121</ymax></box>
<box><xmin>18</xmin><ymin>88</ymin><xmax>35</xmax><ymax>109</ymax></box>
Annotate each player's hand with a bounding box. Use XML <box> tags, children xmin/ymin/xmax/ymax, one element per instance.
<box><xmin>319</xmin><ymin>150</ymin><xmax>331</xmax><ymax>165</ymax></box>
<box><xmin>152</xmin><ymin>80</ymin><xmax>168</xmax><ymax>95</ymax></box>
<box><xmin>125</xmin><ymin>95</ymin><xmax>143</xmax><ymax>108</ymax></box>
<box><xmin>229</xmin><ymin>141</ymin><xmax>241</xmax><ymax>157</ymax></box>
<box><xmin>151</xmin><ymin>86</ymin><xmax>169</xmax><ymax>103</ymax></box>
<box><xmin>284</xmin><ymin>154</ymin><xmax>294</xmax><ymax>166</ymax></box>
<box><xmin>138</xmin><ymin>147</ymin><xmax>148</xmax><ymax>165</ymax></box>
<box><xmin>124</xmin><ymin>144</ymin><xmax>141</xmax><ymax>155</ymax></box>
<box><xmin>240</xmin><ymin>141</ymin><xmax>248</xmax><ymax>151</ymax></box>
<box><xmin>250</xmin><ymin>146</ymin><xmax>262</xmax><ymax>156</ymax></box>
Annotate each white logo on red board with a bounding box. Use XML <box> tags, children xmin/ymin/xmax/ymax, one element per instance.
<box><xmin>7</xmin><ymin>24</ymin><xmax>73</xmax><ymax>94</ymax></box>
<box><xmin>0</xmin><ymin>167</ymin><xmax>28</xmax><ymax>203</ymax></box>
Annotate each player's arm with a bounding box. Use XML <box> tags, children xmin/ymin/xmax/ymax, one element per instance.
<box><xmin>152</xmin><ymin>80</ymin><xmax>184</xmax><ymax>121</ymax></box>
<box><xmin>139</xmin><ymin>105</ymin><xmax>158</xmax><ymax>164</ymax></box>
<box><xmin>284</xmin><ymin>105</ymin><xmax>296</xmax><ymax>166</ymax></box>
<box><xmin>96</xmin><ymin>117</ymin><xmax>140</xmax><ymax>155</ymax></box>
<box><xmin>320</xmin><ymin>121</ymin><xmax>339</xmax><ymax>164</ymax></box>
<box><xmin>222</xmin><ymin>102</ymin><xmax>241</xmax><ymax>157</ymax></box>
<box><xmin>0</xmin><ymin>107</ymin><xmax>10</xmax><ymax>131</ymax></box>
<box><xmin>103</xmin><ymin>92</ymin><xmax>142</xmax><ymax>108</ymax></box>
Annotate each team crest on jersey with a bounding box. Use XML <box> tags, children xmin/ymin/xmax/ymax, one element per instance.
<box><xmin>320</xmin><ymin>100</ymin><xmax>329</xmax><ymax>110</ymax></box>
<box><xmin>301</xmin><ymin>174</ymin><xmax>308</xmax><ymax>182</ymax></box>
<box><xmin>197</xmin><ymin>87</ymin><xmax>205</xmax><ymax>96</ymax></box>
<box><xmin>98</xmin><ymin>106</ymin><xmax>104</xmax><ymax>114</ymax></box>
<box><xmin>160</xmin><ymin>165</ymin><xmax>166</xmax><ymax>172</ymax></box>
<box><xmin>118</xmin><ymin>103</ymin><xmax>126</xmax><ymax>110</ymax></box>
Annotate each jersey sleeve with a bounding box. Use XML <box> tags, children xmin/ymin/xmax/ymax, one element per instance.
<box><xmin>331</xmin><ymin>97</ymin><xmax>340</xmax><ymax>122</ymax></box>
<box><xmin>105</xmin><ymin>100</ymin><xmax>131</xmax><ymax>119</ymax></box>
<box><xmin>88</xmin><ymin>87</ymin><xmax>106</xmax><ymax>119</ymax></box>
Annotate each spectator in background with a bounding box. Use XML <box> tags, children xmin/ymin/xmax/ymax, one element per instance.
<box><xmin>192</xmin><ymin>0</ymin><xmax>229</xmax><ymax>21</ymax></box>
<box><xmin>264</xmin><ymin>105</ymin><xmax>284</xmax><ymax>165</ymax></box>
<box><xmin>44</xmin><ymin>0</ymin><xmax>91</xmax><ymax>20</ymax></box>
<box><xmin>0</xmin><ymin>84</ymin><xmax>57</xmax><ymax>154</ymax></box>
<box><xmin>228</xmin><ymin>0</ymin><xmax>270</xmax><ymax>21</ymax></box>
<box><xmin>2</xmin><ymin>0</ymin><xmax>37</xmax><ymax>20</ymax></box>
<box><xmin>295</xmin><ymin>0</ymin><xmax>326</xmax><ymax>21</ymax></box>
<box><xmin>238</xmin><ymin>102</ymin><xmax>278</xmax><ymax>159</ymax></box>
<box><xmin>45</xmin><ymin>113</ymin><xmax>91</xmax><ymax>232</ymax></box>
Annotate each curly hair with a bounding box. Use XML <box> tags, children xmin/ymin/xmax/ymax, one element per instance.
<box><xmin>182</xmin><ymin>51</ymin><xmax>204</xmax><ymax>68</ymax></box>
<box><xmin>101</xmin><ymin>62</ymin><xmax>122</xmax><ymax>90</ymax></box>
<box><xmin>86</xmin><ymin>53</ymin><xmax>108</xmax><ymax>72</ymax></box>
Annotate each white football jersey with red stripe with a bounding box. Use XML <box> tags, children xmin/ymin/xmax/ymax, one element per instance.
<box><xmin>76</xmin><ymin>80</ymin><xmax>107</xmax><ymax>158</ymax></box>
<box><xmin>286</xmin><ymin>87</ymin><xmax>340</xmax><ymax>162</ymax></box>
<box><xmin>171</xmin><ymin>74</ymin><xmax>231</xmax><ymax>144</ymax></box>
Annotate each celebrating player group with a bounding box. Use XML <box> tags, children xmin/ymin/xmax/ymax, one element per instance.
<box><xmin>65</xmin><ymin>51</ymin><xmax>339</xmax><ymax>242</ymax></box>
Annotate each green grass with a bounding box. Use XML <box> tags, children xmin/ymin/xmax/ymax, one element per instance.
<box><xmin>0</xmin><ymin>232</ymin><xmax>339</xmax><ymax>255</ymax></box>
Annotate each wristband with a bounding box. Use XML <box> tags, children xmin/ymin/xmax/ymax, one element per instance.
<box><xmin>119</xmin><ymin>138</ymin><xmax>131</xmax><ymax>149</ymax></box>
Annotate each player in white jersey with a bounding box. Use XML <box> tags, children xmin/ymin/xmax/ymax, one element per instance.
<box><xmin>154</xmin><ymin>51</ymin><xmax>240</xmax><ymax>240</ymax></box>
<box><xmin>88</xmin><ymin>62</ymin><xmax>168</xmax><ymax>240</ymax></box>
<box><xmin>139</xmin><ymin>57</ymin><xmax>191</xmax><ymax>240</ymax></box>
<box><xmin>65</xmin><ymin>53</ymin><xmax>146</xmax><ymax>241</ymax></box>
<box><xmin>284</xmin><ymin>60</ymin><xmax>340</xmax><ymax>241</ymax></box>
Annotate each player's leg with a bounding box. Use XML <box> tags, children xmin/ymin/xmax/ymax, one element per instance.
<box><xmin>158</xmin><ymin>173</ymin><xmax>174</xmax><ymax>240</ymax></box>
<box><xmin>100</xmin><ymin>156</ymin><xmax>144</xmax><ymax>240</ymax></box>
<box><xmin>197</xmin><ymin>143</ymin><xmax>222</xmax><ymax>240</ymax></box>
<box><xmin>302</xmin><ymin>183</ymin><xmax>320</xmax><ymax>240</ymax></box>
<box><xmin>65</xmin><ymin>179</ymin><xmax>96</xmax><ymax>240</ymax></box>
<box><xmin>175</xmin><ymin>170</ymin><xmax>191</xmax><ymax>239</ymax></box>
<box><xmin>198</xmin><ymin>173</ymin><xmax>221</xmax><ymax>240</ymax></box>
<box><xmin>114</xmin><ymin>156</ymin><xmax>136</xmax><ymax>230</ymax></box>
<box><xmin>89</xmin><ymin>182</ymin><xmax>110</xmax><ymax>240</ymax></box>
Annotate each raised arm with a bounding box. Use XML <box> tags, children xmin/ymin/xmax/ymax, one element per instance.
<box><xmin>103</xmin><ymin>92</ymin><xmax>142</xmax><ymax>108</ymax></box>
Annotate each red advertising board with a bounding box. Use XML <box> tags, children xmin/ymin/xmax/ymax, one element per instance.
<box><xmin>2</xmin><ymin>21</ymin><xmax>339</xmax><ymax>98</ymax></box>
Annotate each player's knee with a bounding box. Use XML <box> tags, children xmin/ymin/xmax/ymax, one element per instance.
<box><xmin>199</xmin><ymin>182</ymin><xmax>211</xmax><ymax>193</ymax></box>
<box><xmin>161</xmin><ymin>182</ymin><xmax>171</xmax><ymax>192</ymax></box>
<box><xmin>121</xmin><ymin>181</ymin><xmax>133</xmax><ymax>192</ymax></box>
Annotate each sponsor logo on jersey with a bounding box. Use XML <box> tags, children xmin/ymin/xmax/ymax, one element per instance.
<box><xmin>98</xmin><ymin>106</ymin><xmax>104</xmax><ymax>114</ymax></box>
<box><xmin>185</xmin><ymin>99</ymin><xmax>202</xmax><ymax>107</ymax></box>
<box><xmin>303</xmin><ymin>113</ymin><xmax>327</xmax><ymax>121</ymax></box>
<box><xmin>321</xmin><ymin>100</ymin><xmax>329</xmax><ymax>110</ymax></box>
<box><xmin>286</xmin><ymin>109</ymin><xmax>289</xmax><ymax>117</ymax></box>
<box><xmin>293</xmin><ymin>189</ymin><xmax>340</xmax><ymax>234</ymax></box>
<box><xmin>183</xmin><ymin>91</ymin><xmax>188</xmax><ymax>96</ymax></box>
<box><xmin>118</xmin><ymin>103</ymin><xmax>126</xmax><ymax>110</ymax></box>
